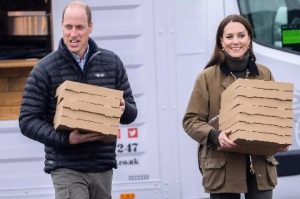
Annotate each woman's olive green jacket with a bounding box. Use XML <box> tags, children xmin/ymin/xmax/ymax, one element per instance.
<box><xmin>182</xmin><ymin>61</ymin><xmax>278</xmax><ymax>193</ymax></box>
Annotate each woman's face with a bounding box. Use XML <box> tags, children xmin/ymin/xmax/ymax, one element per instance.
<box><xmin>220</xmin><ymin>22</ymin><xmax>251</xmax><ymax>58</ymax></box>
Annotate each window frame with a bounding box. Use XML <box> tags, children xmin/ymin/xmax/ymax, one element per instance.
<box><xmin>237</xmin><ymin>0</ymin><xmax>300</xmax><ymax>56</ymax></box>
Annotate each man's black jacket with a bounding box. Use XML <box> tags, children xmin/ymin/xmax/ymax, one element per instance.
<box><xmin>19</xmin><ymin>38</ymin><xmax>137</xmax><ymax>173</ymax></box>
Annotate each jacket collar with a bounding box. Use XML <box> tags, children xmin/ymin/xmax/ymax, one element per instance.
<box><xmin>58</xmin><ymin>38</ymin><xmax>102</xmax><ymax>72</ymax></box>
<box><xmin>59</xmin><ymin>38</ymin><xmax>101</xmax><ymax>58</ymax></box>
<box><xmin>219</xmin><ymin>57</ymin><xmax>260</xmax><ymax>90</ymax></box>
<box><xmin>219</xmin><ymin>57</ymin><xmax>259</xmax><ymax>76</ymax></box>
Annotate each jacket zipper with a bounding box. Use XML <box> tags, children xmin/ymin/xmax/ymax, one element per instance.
<box><xmin>81</xmin><ymin>51</ymin><xmax>102</xmax><ymax>82</ymax></box>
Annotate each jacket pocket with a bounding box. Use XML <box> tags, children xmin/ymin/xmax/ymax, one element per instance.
<box><xmin>265</xmin><ymin>156</ymin><xmax>279</xmax><ymax>186</ymax></box>
<box><xmin>201</xmin><ymin>158</ymin><xmax>226</xmax><ymax>190</ymax></box>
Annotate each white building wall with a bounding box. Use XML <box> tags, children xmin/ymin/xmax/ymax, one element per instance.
<box><xmin>0</xmin><ymin>0</ymin><xmax>227</xmax><ymax>198</ymax></box>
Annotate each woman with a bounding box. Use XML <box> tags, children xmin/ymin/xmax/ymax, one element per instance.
<box><xmin>182</xmin><ymin>14</ymin><xmax>278</xmax><ymax>199</ymax></box>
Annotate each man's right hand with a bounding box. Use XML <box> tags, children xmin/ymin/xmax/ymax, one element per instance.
<box><xmin>69</xmin><ymin>129</ymin><xmax>104</xmax><ymax>144</ymax></box>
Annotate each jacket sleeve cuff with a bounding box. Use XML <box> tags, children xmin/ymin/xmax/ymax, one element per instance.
<box><xmin>208</xmin><ymin>129</ymin><xmax>221</xmax><ymax>146</ymax></box>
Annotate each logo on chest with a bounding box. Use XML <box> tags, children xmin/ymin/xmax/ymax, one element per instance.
<box><xmin>95</xmin><ymin>73</ymin><xmax>105</xmax><ymax>78</ymax></box>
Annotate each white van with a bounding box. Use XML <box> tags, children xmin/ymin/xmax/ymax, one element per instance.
<box><xmin>0</xmin><ymin>0</ymin><xmax>299</xmax><ymax>198</ymax></box>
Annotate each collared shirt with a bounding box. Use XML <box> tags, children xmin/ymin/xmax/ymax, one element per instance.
<box><xmin>71</xmin><ymin>45</ymin><xmax>90</xmax><ymax>71</ymax></box>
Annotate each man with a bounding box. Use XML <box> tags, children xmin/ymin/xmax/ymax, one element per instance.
<box><xmin>19</xmin><ymin>1</ymin><xmax>137</xmax><ymax>199</ymax></box>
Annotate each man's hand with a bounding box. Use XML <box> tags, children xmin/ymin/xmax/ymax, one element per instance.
<box><xmin>69</xmin><ymin>129</ymin><xmax>104</xmax><ymax>145</ymax></box>
<box><xmin>120</xmin><ymin>99</ymin><xmax>125</xmax><ymax>115</ymax></box>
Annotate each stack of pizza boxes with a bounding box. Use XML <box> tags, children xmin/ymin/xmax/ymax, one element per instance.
<box><xmin>54</xmin><ymin>80</ymin><xmax>123</xmax><ymax>139</ymax></box>
<box><xmin>219</xmin><ymin>79</ymin><xmax>293</xmax><ymax>155</ymax></box>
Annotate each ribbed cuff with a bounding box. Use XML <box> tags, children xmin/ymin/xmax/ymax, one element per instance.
<box><xmin>208</xmin><ymin>129</ymin><xmax>221</xmax><ymax>146</ymax></box>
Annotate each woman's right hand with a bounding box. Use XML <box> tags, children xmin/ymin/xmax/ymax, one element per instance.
<box><xmin>218</xmin><ymin>129</ymin><xmax>237</xmax><ymax>149</ymax></box>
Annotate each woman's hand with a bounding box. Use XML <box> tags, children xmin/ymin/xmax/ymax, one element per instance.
<box><xmin>218</xmin><ymin>129</ymin><xmax>237</xmax><ymax>149</ymax></box>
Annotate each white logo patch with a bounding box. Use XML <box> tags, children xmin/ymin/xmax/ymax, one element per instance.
<box><xmin>95</xmin><ymin>73</ymin><xmax>105</xmax><ymax>78</ymax></box>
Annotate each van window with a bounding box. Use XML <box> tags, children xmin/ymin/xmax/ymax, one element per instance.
<box><xmin>238</xmin><ymin>0</ymin><xmax>300</xmax><ymax>54</ymax></box>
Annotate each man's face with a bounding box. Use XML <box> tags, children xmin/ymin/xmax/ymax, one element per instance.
<box><xmin>62</xmin><ymin>5</ymin><xmax>92</xmax><ymax>58</ymax></box>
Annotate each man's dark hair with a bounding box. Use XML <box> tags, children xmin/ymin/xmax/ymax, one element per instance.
<box><xmin>62</xmin><ymin>0</ymin><xmax>92</xmax><ymax>25</ymax></box>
